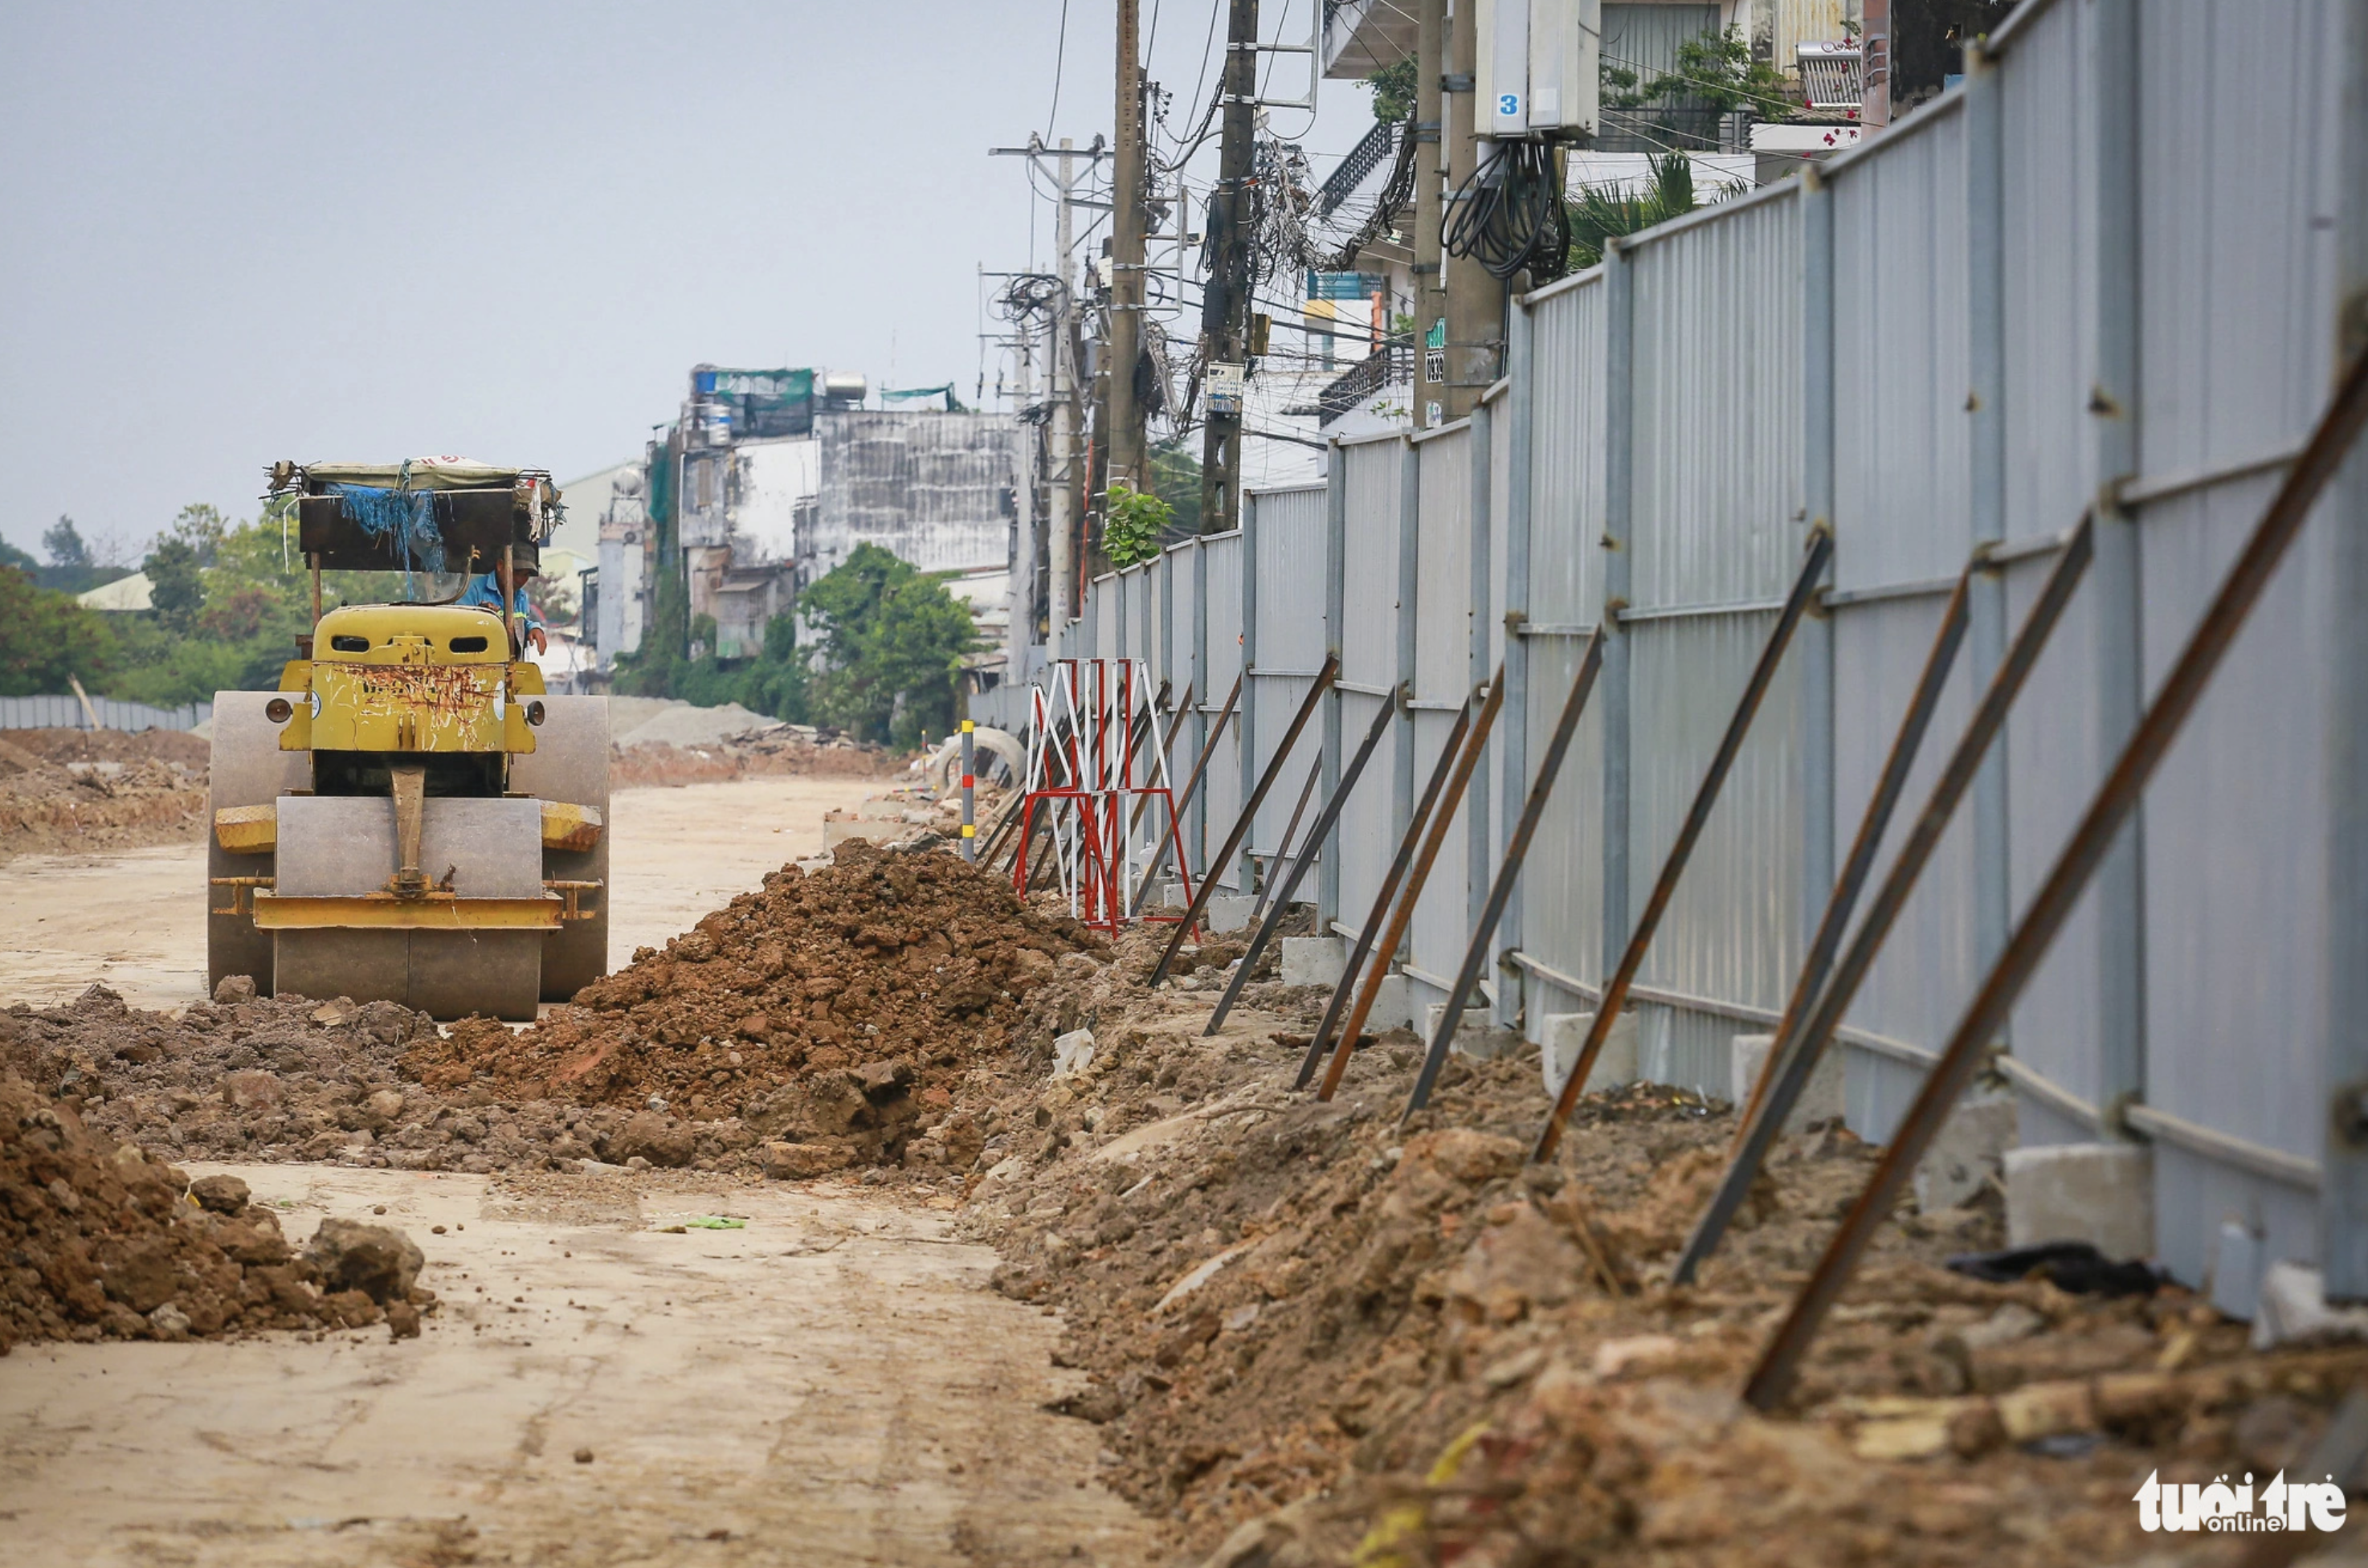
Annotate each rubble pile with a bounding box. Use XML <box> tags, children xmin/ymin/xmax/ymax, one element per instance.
<box><xmin>406</xmin><ymin>840</ymin><xmax>1104</xmax><ymax>1177</ymax></box>
<box><xmin>607</xmin><ymin>729</ymin><xmax>896</xmax><ymax>790</ymax></box>
<box><xmin>0</xmin><ymin>727</ymin><xmax>207</xmax><ymax>863</ymax></box>
<box><xmin>949</xmin><ymin>929</ymin><xmax>2367</xmax><ymax>1565</ymax></box>
<box><xmin>0</xmin><ymin>1070</ymin><xmax>433</xmax><ymax>1352</ymax></box>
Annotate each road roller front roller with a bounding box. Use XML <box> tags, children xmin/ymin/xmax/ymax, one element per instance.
<box><xmin>206</xmin><ymin>459</ymin><xmax>608</xmax><ymax>1020</ymax></box>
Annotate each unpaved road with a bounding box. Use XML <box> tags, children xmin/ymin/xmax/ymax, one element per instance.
<box><xmin>0</xmin><ymin>1161</ymin><xmax>1157</xmax><ymax>1566</ymax></box>
<box><xmin>0</xmin><ymin>775</ymin><xmax>1168</xmax><ymax>1566</ymax></box>
<box><xmin>0</xmin><ymin>774</ymin><xmax>888</xmax><ymax>1011</ymax></box>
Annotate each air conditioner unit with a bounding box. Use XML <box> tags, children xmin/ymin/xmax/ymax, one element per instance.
<box><xmin>1474</xmin><ymin>0</ymin><xmax>1602</xmax><ymax>140</ymax></box>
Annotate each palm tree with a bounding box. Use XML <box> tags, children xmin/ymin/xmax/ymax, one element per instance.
<box><xmin>1566</xmin><ymin>152</ymin><xmax>1700</xmax><ymax>271</ymax></box>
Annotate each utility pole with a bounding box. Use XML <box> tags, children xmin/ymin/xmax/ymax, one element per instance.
<box><xmin>1108</xmin><ymin>0</ymin><xmax>1148</xmax><ymax>492</ymax></box>
<box><xmin>1050</xmin><ymin>139</ymin><xmax>1080</xmax><ymax>623</ymax></box>
<box><xmin>991</xmin><ymin>136</ymin><xmax>1111</xmax><ymax>626</ymax></box>
<box><xmin>1442</xmin><ymin>0</ymin><xmax>1504</xmax><ymax>422</ymax></box>
<box><xmin>1198</xmin><ymin>0</ymin><xmax>1260</xmax><ymax>533</ymax></box>
<box><xmin>1413</xmin><ymin>0</ymin><xmax>1447</xmax><ymax>429</ymax></box>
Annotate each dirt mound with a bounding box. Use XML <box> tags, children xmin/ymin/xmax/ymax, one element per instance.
<box><xmin>2</xmin><ymin>986</ymin><xmax>684</xmax><ymax>1176</ymax></box>
<box><xmin>0</xmin><ymin>731</ymin><xmax>206</xmax><ymax>864</ymax></box>
<box><xmin>608</xmin><ymin>732</ymin><xmax>900</xmax><ymax>790</ymax></box>
<box><xmin>3</xmin><ymin>726</ymin><xmax>210</xmax><ymax>768</ymax></box>
<box><xmin>945</xmin><ymin>932</ymin><xmax>2346</xmax><ymax>1566</ymax></box>
<box><xmin>0</xmin><ymin>1071</ymin><xmax>435</xmax><ymax>1352</ymax></box>
<box><xmin>403</xmin><ymin>840</ymin><xmax>1103</xmax><ymax>1177</ymax></box>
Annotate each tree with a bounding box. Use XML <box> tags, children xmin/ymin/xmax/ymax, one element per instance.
<box><xmin>43</xmin><ymin>516</ymin><xmax>91</xmax><ymax>570</ymax></box>
<box><xmin>145</xmin><ymin>536</ymin><xmax>204</xmax><ymax>635</ymax></box>
<box><xmin>1367</xmin><ymin>58</ymin><xmax>1417</xmax><ymax>125</ymax></box>
<box><xmin>801</xmin><ymin>543</ymin><xmax>976</xmax><ymax>746</ymax></box>
<box><xmin>0</xmin><ymin>538</ymin><xmax>33</xmax><ymax>574</ymax></box>
<box><xmin>1102</xmin><ymin>482</ymin><xmax>1173</xmax><ymax>568</ymax></box>
<box><xmin>1603</xmin><ymin>25</ymin><xmax>1794</xmax><ymax>125</ymax></box>
<box><xmin>0</xmin><ymin>565</ymin><xmax>115</xmax><ymax>696</ymax></box>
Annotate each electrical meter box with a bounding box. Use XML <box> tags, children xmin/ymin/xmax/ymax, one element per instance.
<box><xmin>1474</xmin><ymin>0</ymin><xmax>1602</xmax><ymax>140</ymax></box>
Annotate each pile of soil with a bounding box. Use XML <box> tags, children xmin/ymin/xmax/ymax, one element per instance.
<box><xmin>608</xmin><ymin>731</ymin><xmax>899</xmax><ymax>790</ymax></box>
<box><xmin>952</xmin><ymin>929</ymin><xmax>2366</xmax><ymax>1565</ymax></box>
<box><xmin>0</xmin><ymin>728</ymin><xmax>206</xmax><ymax>864</ymax></box>
<box><xmin>1</xmin><ymin>986</ymin><xmax>735</xmax><ymax>1177</ymax></box>
<box><xmin>0</xmin><ymin>1070</ymin><xmax>432</xmax><ymax>1353</ymax></box>
<box><xmin>406</xmin><ymin>840</ymin><xmax>1104</xmax><ymax>1178</ymax></box>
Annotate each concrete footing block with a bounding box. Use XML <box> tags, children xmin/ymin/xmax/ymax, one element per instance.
<box><xmin>2252</xmin><ymin>1260</ymin><xmax>2368</xmax><ymax>1350</ymax></box>
<box><xmin>1280</xmin><ymin>936</ymin><xmax>1346</xmax><ymax>989</ymax></box>
<box><xmin>1541</xmin><ymin>1011</ymin><xmax>1638</xmax><ymax>1098</ymax></box>
<box><xmin>1729</xmin><ymin>1033</ymin><xmax>1843</xmax><ymax>1131</ymax></box>
<box><xmin>1913</xmin><ymin>1092</ymin><xmax>2015</xmax><ymax>1212</ymax></box>
<box><xmin>1353</xmin><ymin>971</ymin><xmax>1413</xmax><ymax>1031</ymax></box>
<box><xmin>2003</xmin><ymin>1141</ymin><xmax>2154</xmax><ymax>1260</ymax></box>
<box><xmin>2213</xmin><ymin>1222</ymin><xmax>2266</xmax><ymax>1322</ymax></box>
<box><xmin>1420</xmin><ymin>1002</ymin><xmax>1517</xmax><ymax>1060</ymax></box>
<box><xmin>1201</xmin><ymin>895</ymin><xmax>1257</xmax><ymax>934</ymax></box>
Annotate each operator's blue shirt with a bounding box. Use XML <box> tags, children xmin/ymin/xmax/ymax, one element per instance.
<box><xmin>459</xmin><ymin>574</ymin><xmax>544</xmax><ymax>632</ymax></box>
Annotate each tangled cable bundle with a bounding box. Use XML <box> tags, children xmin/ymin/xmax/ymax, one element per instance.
<box><xmin>1443</xmin><ymin>140</ymin><xmax>1572</xmax><ymax>284</ymax></box>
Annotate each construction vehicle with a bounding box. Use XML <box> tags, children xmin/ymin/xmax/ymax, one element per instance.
<box><xmin>207</xmin><ymin>459</ymin><xmax>609</xmax><ymax>1020</ymax></box>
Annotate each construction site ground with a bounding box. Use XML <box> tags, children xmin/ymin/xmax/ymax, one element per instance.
<box><xmin>3</xmin><ymin>765</ymin><xmax>2362</xmax><ymax>1566</ymax></box>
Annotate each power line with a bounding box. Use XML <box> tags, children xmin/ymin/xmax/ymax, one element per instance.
<box><xmin>1046</xmin><ymin>0</ymin><xmax>1073</xmax><ymax>134</ymax></box>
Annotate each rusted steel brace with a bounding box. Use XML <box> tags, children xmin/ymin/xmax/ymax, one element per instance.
<box><xmin>1671</xmin><ymin>564</ymin><xmax>1976</xmax><ymax>1287</ymax></box>
<box><xmin>1149</xmin><ymin>655</ymin><xmax>1339</xmax><ymax>987</ymax></box>
<box><xmin>1531</xmin><ymin>527</ymin><xmax>1833</xmax><ymax>1162</ymax></box>
<box><xmin>1403</xmin><ymin>625</ymin><xmax>1606</xmax><ymax>1120</ymax></box>
<box><xmin>1206</xmin><ymin>690</ymin><xmax>1400</xmax><ymax>1035</ymax></box>
<box><xmin>1744</xmin><ymin>345</ymin><xmax>2368</xmax><ymax>1412</ymax></box>
<box><xmin>1293</xmin><ymin>688</ymin><xmax>1475</xmax><ymax>1091</ymax></box>
<box><xmin>1317</xmin><ymin>664</ymin><xmax>1507</xmax><ymax>1101</ymax></box>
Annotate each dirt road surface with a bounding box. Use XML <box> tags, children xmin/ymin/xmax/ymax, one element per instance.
<box><xmin>0</xmin><ymin>775</ymin><xmax>888</xmax><ymax>1012</ymax></box>
<box><xmin>0</xmin><ymin>774</ymin><xmax>1166</xmax><ymax>1566</ymax></box>
<box><xmin>0</xmin><ymin>1161</ymin><xmax>1156</xmax><ymax>1566</ymax></box>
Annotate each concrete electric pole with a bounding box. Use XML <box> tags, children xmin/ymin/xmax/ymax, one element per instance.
<box><xmin>1198</xmin><ymin>0</ymin><xmax>1260</xmax><ymax>534</ymax></box>
<box><xmin>1108</xmin><ymin>0</ymin><xmax>1149</xmax><ymax>492</ymax></box>
<box><xmin>1442</xmin><ymin>0</ymin><xmax>1505</xmax><ymax>421</ymax></box>
<box><xmin>1413</xmin><ymin>0</ymin><xmax>1447</xmax><ymax>429</ymax></box>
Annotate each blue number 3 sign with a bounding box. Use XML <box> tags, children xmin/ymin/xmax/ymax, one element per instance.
<box><xmin>1499</xmin><ymin>93</ymin><xmax>1521</xmax><ymax>116</ymax></box>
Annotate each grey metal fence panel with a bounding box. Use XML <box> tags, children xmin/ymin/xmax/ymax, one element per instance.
<box><xmin>1515</xmin><ymin>631</ymin><xmax>1606</xmax><ymax>1020</ymax></box>
<box><xmin>1998</xmin><ymin>0</ymin><xmax>2095</xmax><ymax>548</ymax></box>
<box><xmin>1089</xmin><ymin>573</ymin><xmax>1117</xmax><ymax>659</ymax></box>
<box><xmin>1202</xmin><ymin>532</ymin><xmax>1246</xmax><ymax>890</ymax></box>
<box><xmin>1122</xmin><ymin>566</ymin><xmax>1150</xmax><ymax>667</ymax></box>
<box><xmin>1167</xmin><ymin>539</ymin><xmax>1198</xmax><ymax>700</ymax></box>
<box><xmin>1408</xmin><ymin>429</ymin><xmax>1474</xmax><ymax>994</ymax></box>
<box><xmin>1830</xmin><ymin>594</ymin><xmax>1979</xmax><ymax>1141</ymax></box>
<box><xmin>1341</xmin><ymin>440</ymin><xmax>1403</xmax><ymax>690</ymax></box>
<box><xmin>1527</xmin><ymin>276</ymin><xmax>1607</xmax><ymax>628</ymax></box>
<box><xmin>1627</xmin><ymin>188</ymin><xmax>1804</xmax><ymax>610</ymax></box>
<box><xmin>0</xmin><ymin>695</ymin><xmax>214</xmax><ymax>732</ymax></box>
<box><xmin>2000</xmin><ymin>545</ymin><xmax>2106</xmax><ymax>1140</ymax></box>
<box><xmin>2125</xmin><ymin>0</ymin><xmax>2348</xmax><ymax>1284</ymax></box>
<box><xmin>1830</xmin><ymin>102</ymin><xmax>1973</xmax><ymax>592</ymax></box>
<box><xmin>1413</xmin><ymin>430</ymin><xmax>1472</xmax><ymax>700</ymax></box>
<box><xmin>1248</xmin><ymin>484</ymin><xmax>1329</xmax><ymax>863</ymax></box>
<box><xmin>1628</xmin><ymin>612</ymin><xmax>1803</xmax><ymax>1092</ymax></box>
<box><xmin>1334</xmin><ymin>688</ymin><xmax>1394</xmax><ymax>936</ymax></box>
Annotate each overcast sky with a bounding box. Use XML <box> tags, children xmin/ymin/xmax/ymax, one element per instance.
<box><xmin>0</xmin><ymin>2</ymin><xmax>1376</xmax><ymax>565</ymax></box>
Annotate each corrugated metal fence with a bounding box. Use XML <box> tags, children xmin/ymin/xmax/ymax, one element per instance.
<box><xmin>0</xmin><ymin>696</ymin><xmax>213</xmax><ymax>733</ymax></box>
<box><xmin>1016</xmin><ymin>0</ymin><xmax>2358</xmax><ymax>1294</ymax></box>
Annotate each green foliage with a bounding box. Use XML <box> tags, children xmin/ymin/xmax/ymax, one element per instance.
<box><xmin>43</xmin><ymin>516</ymin><xmax>90</xmax><ymax>570</ymax></box>
<box><xmin>1566</xmin><ymin>152</ymin><xmax>1700</xmax><ymax>270</ymax></box>
<box><xmin>1603</xmin><ymin>26</ymin><xmax>1794</xmax><ymax>120</ymax></box>
<box><xmin>1367</xmin><ymin>58</ymin><xmax>1418</xmax><ymax>124</ymax></box>
<box><xmin>1151</xmin><ymin>439</ymin><xmax>1202</xmax><ymax>537</ymax></box>
<box><xmin>0</xmin><ymin>538</ymin><xmax>33</xmax><ymax>574</ymax></box>
<box><xmin>145</xmin><ymin>537</ymin><xmax>203</xmax><ymax>635</ymax></box>
<box><xmin>802</xmin><ymin>543</ymin><xmax>976</xmax><ymax>746</ymax></box>
<box><xmin>611</xmin><ymin>566</ymin><xmax>692</xmax><ymax>699</ymax></box>
<box><xmin>0</xmin><ymin>566</ymin><xmax>117</xmax><ymax>697</ymax></box>
<box><xmin>1103</xmin><ymin>481</ymin><xmax>1173</xmax><ymax>568</ymax></box>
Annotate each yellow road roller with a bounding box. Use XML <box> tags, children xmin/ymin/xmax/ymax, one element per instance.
<box><xmin>208</xmin><ymin>459</ymin><xmax>608</xmax><ymax>1019</ymax></box>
